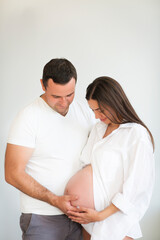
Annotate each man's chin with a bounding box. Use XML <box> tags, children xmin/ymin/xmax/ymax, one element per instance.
<box><xmin>57</xmin><ymin>107</ymin><xmax>69</xmax><ymax>116</ymax></box>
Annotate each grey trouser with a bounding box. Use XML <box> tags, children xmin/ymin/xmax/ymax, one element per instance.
<box><xmin>20</xmin><ymin>213</ymin><xmax>82</xmax><ymax>240</ymax></box>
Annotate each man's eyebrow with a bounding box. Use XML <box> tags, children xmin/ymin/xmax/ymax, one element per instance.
<box><xmin>51</xmin><ymin>94</ymin><xmax>61</xmax><ymax>98</ymax></box>
<box><xmin>51</xmin><ymin>91</ymin><xmax>74</xmax><ymax>98</ymax></box>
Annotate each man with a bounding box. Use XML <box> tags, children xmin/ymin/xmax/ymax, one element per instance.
<box><xmin>5</xmin><ymin>58</ymin><xmax>95</xmax><ymax>240</ymax></box>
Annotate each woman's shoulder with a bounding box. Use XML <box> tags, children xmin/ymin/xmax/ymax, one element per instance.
<box><xmin>125</xmin><ymin>122</ymin><xmax>148</xmax><ymax>134</ymax></box>
<box><xmin>120</xmin><ymin>122</ymin><xmax>152</xmax><ymax>146</ymax></box>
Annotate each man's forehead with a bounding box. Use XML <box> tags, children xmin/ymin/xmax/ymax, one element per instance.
<box><xmin>47</xmin><ymin>78</ymin><xmax>76</xmax><ymax>96</ymax></box>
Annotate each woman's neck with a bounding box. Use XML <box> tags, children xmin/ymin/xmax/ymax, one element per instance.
<box><xmin>103</xmin><ymin>123</ymin><xmax>119</xmax><ymax>138</ymax></box>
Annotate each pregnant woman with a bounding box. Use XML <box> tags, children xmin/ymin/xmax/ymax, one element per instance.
<box><xmin>64</xmin><ymin>76</ymin><xmax>155</xmax><ymax>240</ymax></box>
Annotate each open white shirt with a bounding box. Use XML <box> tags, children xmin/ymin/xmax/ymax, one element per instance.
<box><xmin>81</xmin><ymin>122</ymin><xmax>155</xmax><ymax>240</ymax></box>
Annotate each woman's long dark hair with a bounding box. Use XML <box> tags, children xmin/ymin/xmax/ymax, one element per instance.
<box><xmin>86</xmin><ymin>76</ymin><xmax>154</xmax><ymax>150</ymax></box>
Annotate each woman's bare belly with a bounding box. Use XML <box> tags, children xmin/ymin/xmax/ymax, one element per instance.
<box><xmin>64</xmin><ymin>164</ymin><xmax>95</xmax><ymax>209</ymax></box>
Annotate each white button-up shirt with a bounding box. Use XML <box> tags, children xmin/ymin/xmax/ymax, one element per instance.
<box><xmin>81</xmin><ymin>122</ymin><xmax>155</xmax><ymax>240</ymax></box>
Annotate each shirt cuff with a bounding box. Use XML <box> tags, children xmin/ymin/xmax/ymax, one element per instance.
<box><xmin>112</xmin><ymin>193</ymin><xmax>138</xmax><ymax>217</ymax></box>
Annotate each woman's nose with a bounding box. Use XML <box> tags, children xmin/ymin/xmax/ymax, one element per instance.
<box><xmin>94</xmin><ymin>111</ymin><xmax>100</xmax><ymax>119</ymax></box>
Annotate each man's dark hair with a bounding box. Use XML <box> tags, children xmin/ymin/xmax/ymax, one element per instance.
<box><xmin>42</xmin><ymin>58</ymin><xmax>77</xmax><ymax>88</ymax></box>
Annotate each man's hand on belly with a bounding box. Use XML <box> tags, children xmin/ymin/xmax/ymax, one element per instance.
<box><xmin>54</xmin><ymin>195</ymin><xmax>79</xmax><ymax>215</ymax></box>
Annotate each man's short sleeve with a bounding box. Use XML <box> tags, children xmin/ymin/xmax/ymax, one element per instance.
<box><xmin>7</xmin><ymin>107</ymin><xmax>37</xmax><ymax>148</ymax></box>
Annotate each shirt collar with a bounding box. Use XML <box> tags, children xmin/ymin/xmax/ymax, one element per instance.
<box><xmin>119</xmin><ymin>122</ymin><xmax>136</xmax><ymax>129</ymax></box>
<box><xmin>96</xmin><ymin>122</ymin><xmax>136</xmax><ymax>135</ymax></box>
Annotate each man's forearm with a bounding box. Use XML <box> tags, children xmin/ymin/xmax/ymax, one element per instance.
<box><xmin>6</xmin><ymin>169</ymin><xmax>79</xmax><ymax>215</ymax></box>
<box><xmin>6</xmin><ymin>170</ymin><xmax>58</xmax><ymax>207</ymax></box>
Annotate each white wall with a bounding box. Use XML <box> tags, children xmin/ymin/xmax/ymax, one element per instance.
<box><xmin>0</xmin><ymin>0</ymin><xmax>160</xmax><ymax>239</ymax></box>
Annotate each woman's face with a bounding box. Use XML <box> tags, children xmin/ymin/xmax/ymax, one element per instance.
<box><xmin>88</xmin><ymin>99</ymin><xmax>116</xmax><ymax>125</ymax></box>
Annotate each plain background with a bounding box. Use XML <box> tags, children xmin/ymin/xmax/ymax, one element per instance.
<box><xmin>0</xmin><ymin>0</ymin><xmax>160</xmax><ymax>239</ymax></box>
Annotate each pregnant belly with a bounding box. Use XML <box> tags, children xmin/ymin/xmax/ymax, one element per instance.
<box><xmin>64</xmin><ymin>164</ymin><xmax>95</xmax><ymax>209</ymax></box>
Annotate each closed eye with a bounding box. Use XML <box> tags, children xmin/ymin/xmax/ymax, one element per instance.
<box><xmin>52</xmin><ymin>95</ymin><xmax>61</xmax><ymax>99</ymax></box>
<box><xmin>66</xmin><ymin>92</ymin><xmax>74</xmax><ymax>97</ymax></box>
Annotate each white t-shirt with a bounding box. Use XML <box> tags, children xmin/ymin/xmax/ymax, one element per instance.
<box><xmin>81</xmin><ymin>122</ymin><xmax>155</xmax><ymax>240</ymax></box>
<box><xmin>7</xmin><ymin>97</ymin><xmax>95</xmax><ymax>215</ymax></box>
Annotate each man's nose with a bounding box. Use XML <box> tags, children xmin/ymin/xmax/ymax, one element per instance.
<box><xmin>59</xmin><ymin>97</ymin><xmax>67</xmax><ymax>105</ymax></box>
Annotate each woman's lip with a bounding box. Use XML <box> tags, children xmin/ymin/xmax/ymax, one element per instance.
<box><xmin>100</xmin><ymin>118</ymin><xmax>106</xmax><ymax>122</ymax></box>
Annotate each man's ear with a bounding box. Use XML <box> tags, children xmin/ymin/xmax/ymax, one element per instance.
<box><xmin>40</xmin><ymin>79</ymin><xmax>46</xmax><ymax>91</ymax></box>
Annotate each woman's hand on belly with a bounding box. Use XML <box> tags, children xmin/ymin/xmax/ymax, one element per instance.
<box><xmin>67</xmin><ymin>206</ymin><xmax>100</xmax><ymax>224</ymax></box>
<box><xmin>68</xmin><ymin>203</ymin><xmax>119</xmax><ymax>224</ymax></box>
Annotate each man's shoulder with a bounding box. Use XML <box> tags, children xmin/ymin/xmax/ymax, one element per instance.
<box><xmin>18</xmin><ymin>97</ymin><xmax>42</xmax><ymax>114</ymax></box>
<box><xmin>11</xmin><ymin>97</ymin><xmax>42</xmax><ymax>124</ymax></box>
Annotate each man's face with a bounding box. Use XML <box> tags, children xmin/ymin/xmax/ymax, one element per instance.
<box><xmin>41</xmin><ymin>77</ymin><xmax>76</xmax><ymax>116</ymax></box>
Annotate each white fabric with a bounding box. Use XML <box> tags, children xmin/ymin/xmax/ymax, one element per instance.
<box><xmin>81</xmin><ymin>122</ymin><xmax>155</xmax><ymax>240</ymax></box>
<box><xmin>7</xmin><ymin>97</ymin><xmax>95</xmax><ymax>215</ymax></box>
